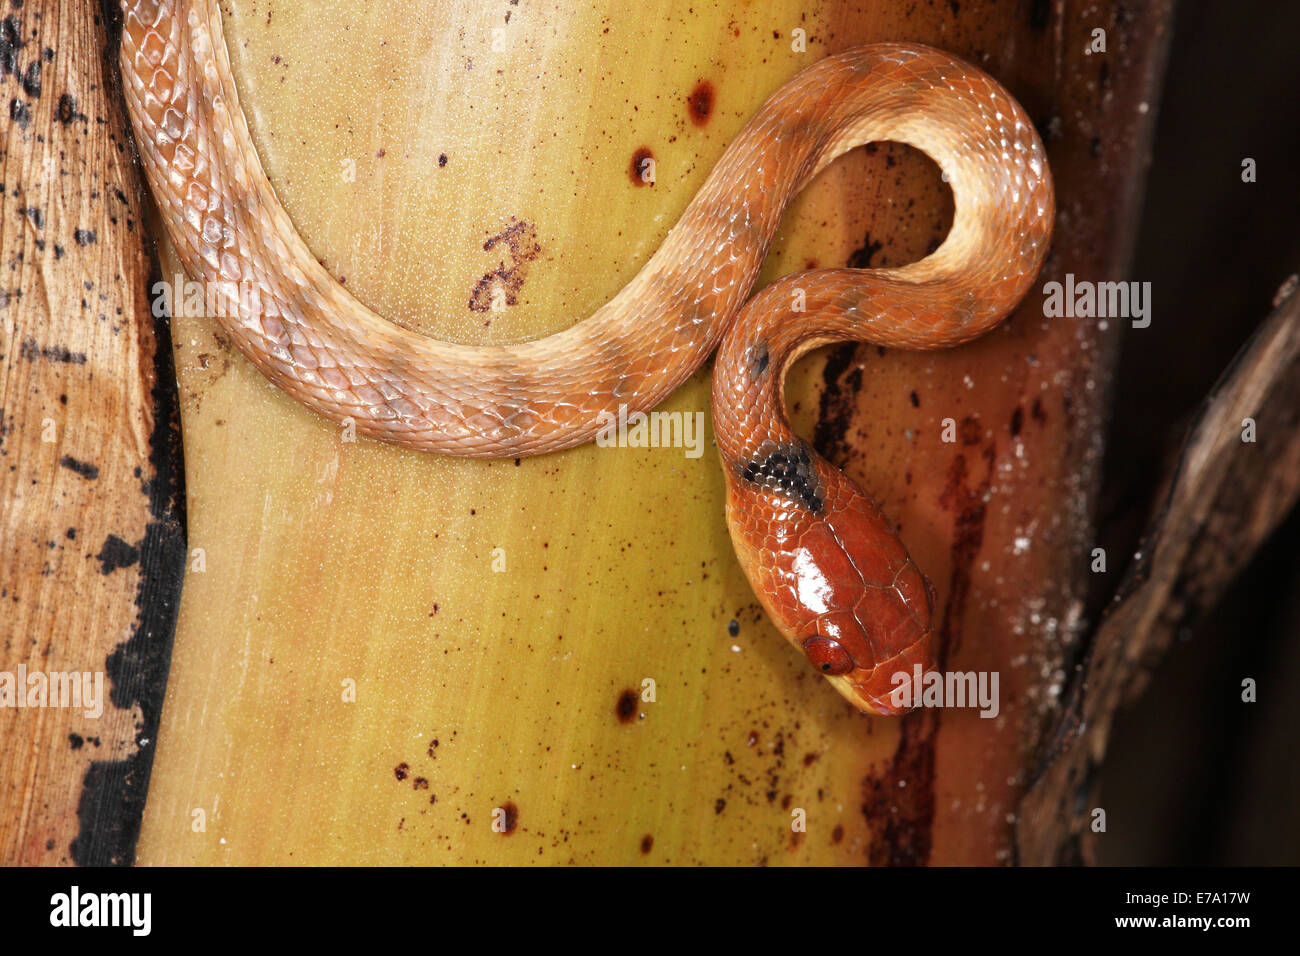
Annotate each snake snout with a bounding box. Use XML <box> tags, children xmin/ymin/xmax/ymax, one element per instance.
<box><xmin>850</xmin><ymin>633</ymin><xmax>938</xmax><ymax>716</ymax></box>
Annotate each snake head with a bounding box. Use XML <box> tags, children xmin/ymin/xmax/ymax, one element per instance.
<box><xmin>725</xmin><ymin>443</ymin><xmax>938</xmax><ymax>716</ymax></box>
<box><xmin>794</xmin><ymin>572</ymin><xmax>936</xmax><ymax>716</ymax></box>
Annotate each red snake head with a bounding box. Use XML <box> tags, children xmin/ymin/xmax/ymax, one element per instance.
<box><xmin>725</xmin><ymin>441</ymin><xmax>938</xmax><ymax>716</ymax></box>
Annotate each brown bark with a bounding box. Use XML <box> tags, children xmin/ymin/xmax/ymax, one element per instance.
<box><xmin>1018</xmin><ymin>274</ymin><xmax>1300</xmax><ymax>864</ymax></box>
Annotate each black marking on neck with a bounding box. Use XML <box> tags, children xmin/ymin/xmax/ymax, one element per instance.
<box><xmin>738</xmin><ymin>440</ymin><xmax>824</xmax><ymax>515</ymax></box>
<box><xmin>747</xmin><ymin>341</ymin><xmax>769</xmax><ymax>378</ymax></box>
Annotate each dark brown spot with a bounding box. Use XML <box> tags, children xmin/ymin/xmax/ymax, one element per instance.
<box><xmin>468</xmin><ymin>219</ymin><xmax>540</xmax><ymax>313</ymax></box>
<box><xmin>629</xmin><ymin>146</ymin><xmax>654</xmax><ymax>186</ymax></box>
<box><xmin>52</xmin><ymin>93</ymin><xmax>78</xmax><ymax>125</ymax></box>
<box><xmin>640</xmin><ymin>834</ymin><xmax>654</xmax><ymax>854</ymax></box>
<box><xmin>393</xmin><ymin>762</ymin><xmax>409</xmax><ymax>781</ymax></box>
<box><xmin>687</xmin><ymin>81</ymin><xmax>714</xmax><ymax>126</ymax></box>
<box><xmin>438</xmin><ymin>153</ymin><xmax>448</xmax><ymax>167</ymax></box>
<box><xmin>831</xmin><ymin>824</ymin><xmax>844</xmax><ymax>844</ymax></box>
<box><xmin>497</xmin><ymin>801</ymin><xmax>519</xmax><ymax>835</ymax></box>
<box><xmin>1010</xmin><ymin>405</ymin><xmax>1024</xmax><ymax>437</ymax></box>
<box><xmin>958</xmin><ymin>416</ymin><xmax>983</xmax><ymax>446</ymax></box>
<box><xmin>616</xmin><ymin>689</ymin><xmax>638</xmax><ymax>723</ymax></box>
<box><xmin>938</xmin><ymin>446</ymin><xmax>995</xmax><ymax>663</ymax></box>
<box><xmin>860</xmin><ymin>715</ymin><xmax>938</xmax><ymax>865</ymax></box>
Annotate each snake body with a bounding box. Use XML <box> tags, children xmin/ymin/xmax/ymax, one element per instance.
<box><xmin>120</xmin><ymin>1</ymin><xmax>1053</xmax><ymax>715</ymax></box>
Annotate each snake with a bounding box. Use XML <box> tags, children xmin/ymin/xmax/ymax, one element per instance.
<box><xmin>119</xmin><ymin>1</ymin><xmax>1054</xmax><ymax>716</ymax></box>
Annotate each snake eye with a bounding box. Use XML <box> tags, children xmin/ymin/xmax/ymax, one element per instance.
<box><xmin>803</xmin><ymin>637</ymin><xmax>854</xmax><ymax>676</ymax></box>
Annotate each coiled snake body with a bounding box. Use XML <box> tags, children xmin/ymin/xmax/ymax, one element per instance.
<box><xmin>120</xmin><ymin>1</ymin><xmax>1054</xmax><ymax>715</ymax></box>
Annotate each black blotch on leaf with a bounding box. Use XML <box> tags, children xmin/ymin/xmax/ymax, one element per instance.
<box><xmin>9</xmin><ymin>97</ymin><xmax>30</xmax><ymax>129</ymax></box>
<box><xmin>95</xmin><ymin>535</ymin><xmax>139</xmax><ymax>575</ymax></box>
<box><xmin>59</xmin><ymin>455</ymin><xmax>98</xmax><ymax>480</ymax></box>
